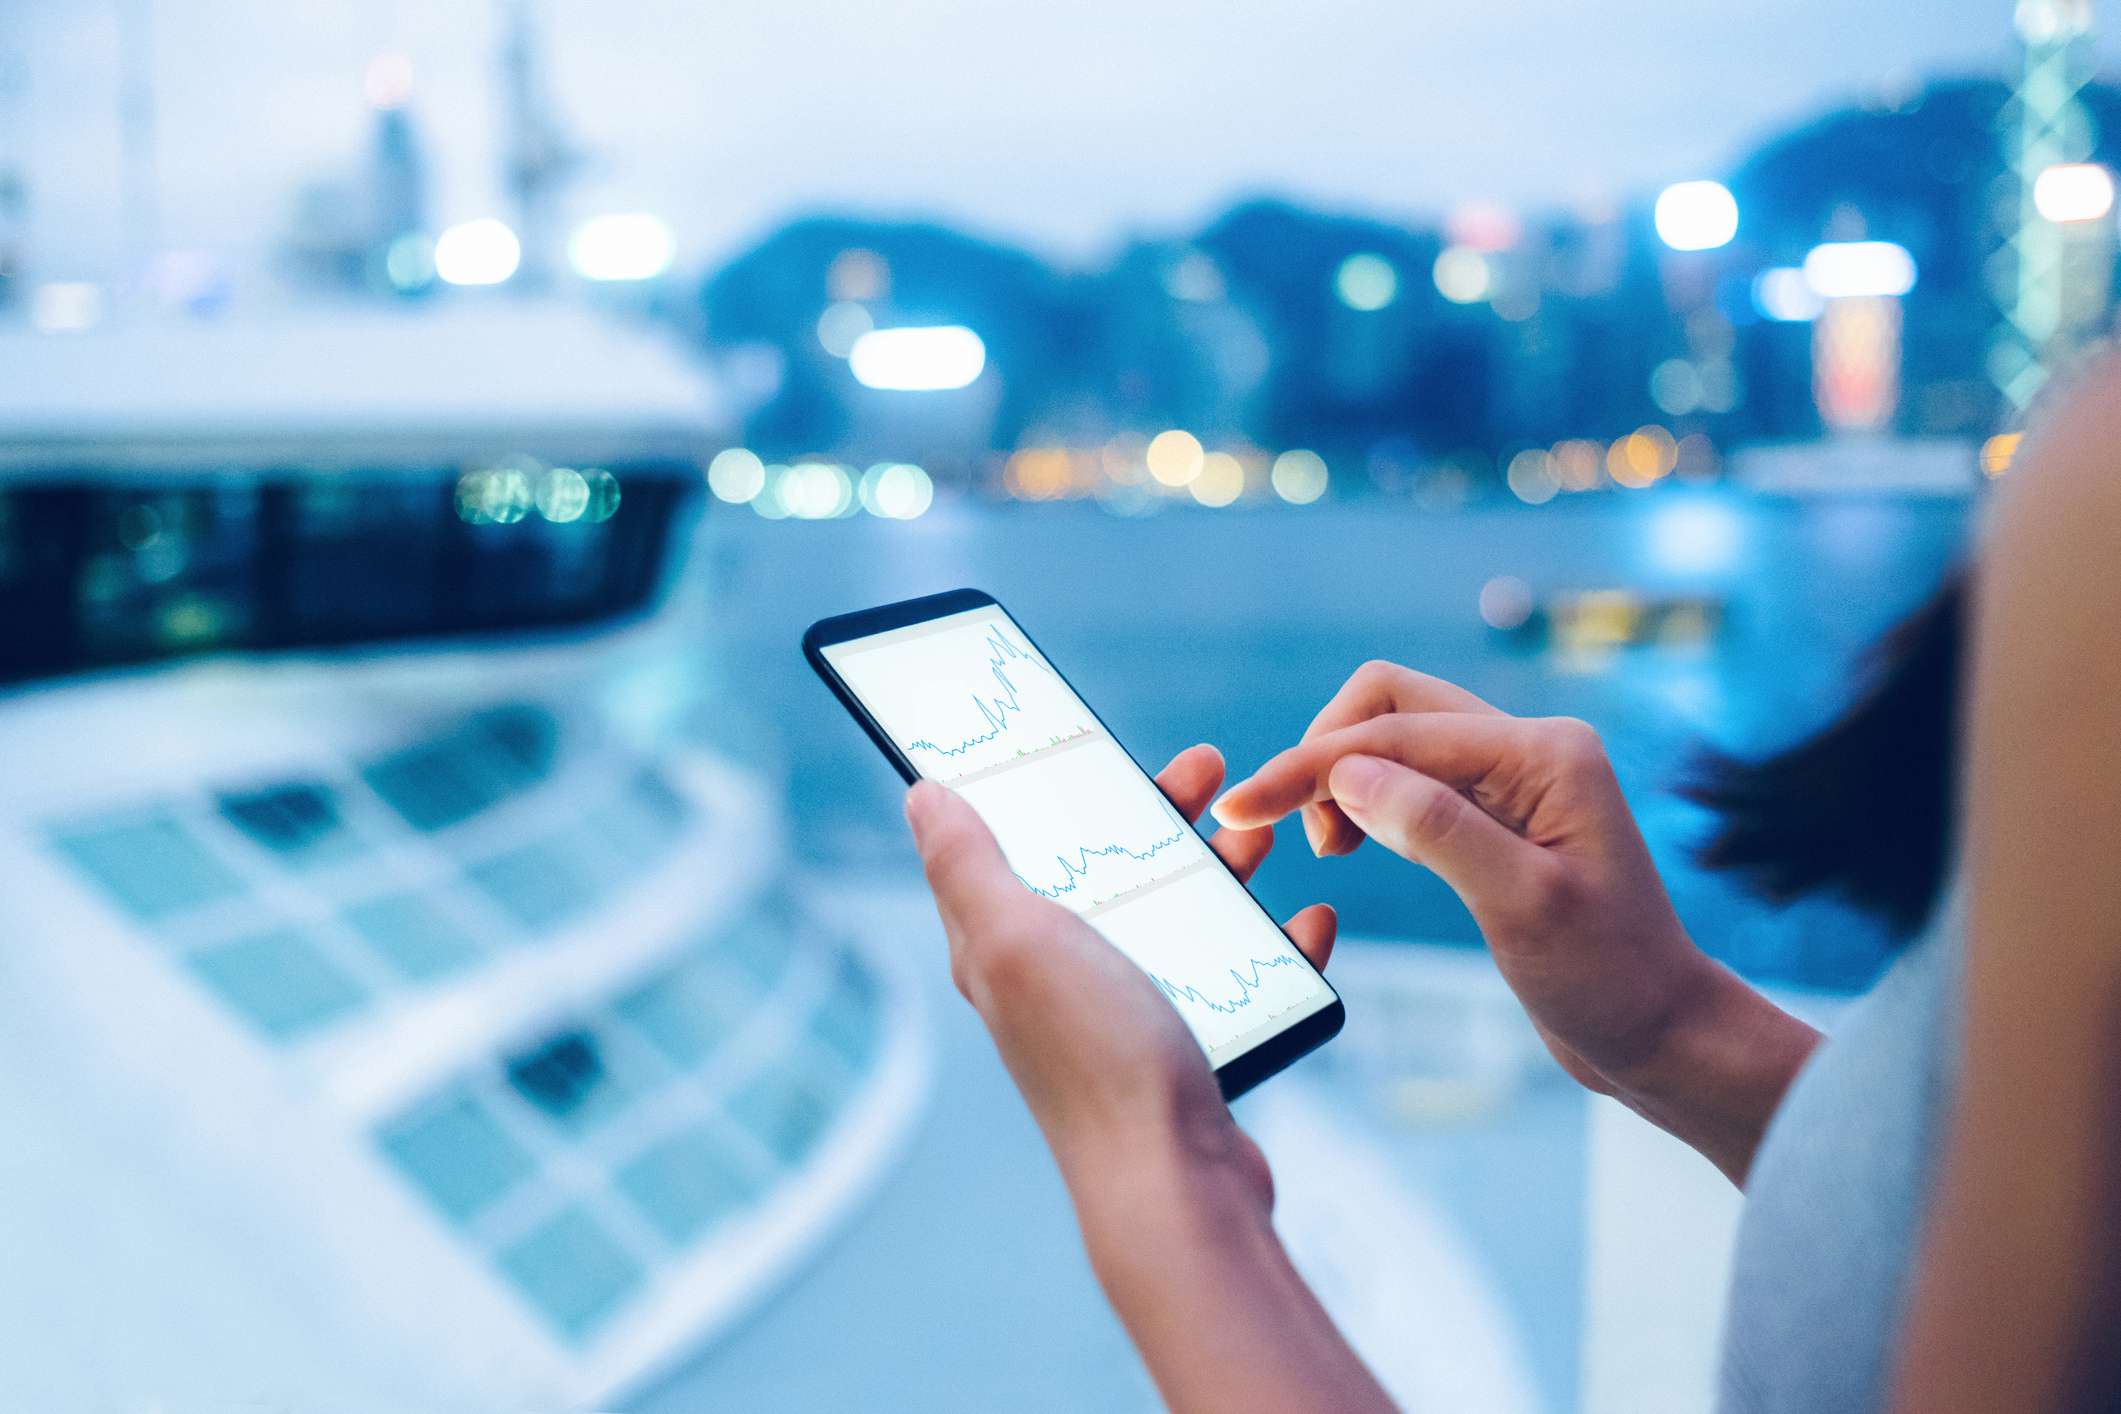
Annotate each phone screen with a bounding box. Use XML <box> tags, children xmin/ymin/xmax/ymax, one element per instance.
<box><xmin>818</xmin><ymin>601</ymin><xmax>1339</xmax><ymax>1069</ymax></box>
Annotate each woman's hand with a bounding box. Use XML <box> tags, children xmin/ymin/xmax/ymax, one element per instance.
<box><xmin>1212</xmin><ymin>662</ymin><xmax>1818</xmax><ymax>1184</ymax></box>
<box><xmin>905</xmin><ymin>743</ymin><xmax>1332</xmax><ymax>1195</ymax></box>
<box><xmin>907</xmin><ymin>745</ymin><xmax>1391</xmax><ymax>1414</ymax></box>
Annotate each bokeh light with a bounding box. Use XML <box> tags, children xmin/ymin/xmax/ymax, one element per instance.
<box><xmin>781</xmin><ymin>461</ymin><xmax>854</xmax><ymax>519</ymax></box>
<box><xmin>1653</xmin><ymin>181</ymin><xmax>1739</xmax><ymax>252</ymax></box>
<box><xmin>2032</xmin><ymin>162</ymin><xmax>2116</xmax><ymax>224</ymax></box>
<box><xmin>1432</xmin><ymin>247</ymin><xmax>1492</xmax><ymax>304</ymax></box>
<box><xmin>827</xmin><ymin>248</ymin><xmax>890</xmax><ymax>302</ymax></box>
<box><xmin>1649</xmin><ymin>497</ymin><xmax>1742</xmax><ymax>574</ymax></box>
<box><xmin>535</xmin><ymin>466</ymin><xmax>591</xmax><ymax>523</ymax></box>
<box><xmin>1145</xmin><ymin>430</ymin><xmax>1206</xmax><ymax>487</ymax></box>
<box><xmin>567</xmin><ymin>213</ymin><xmax>676</xmax><ymax>282</ymax></box>
<box><xmin>707</xmin><ymin>448</ymin><xmax>768</xmax><ymax>504</ymax></box>
<box><xmin>1189</xmin><ymin>452</ymin><xmax>1245</xmax><ymax>507</ymax></box>
<box><xmin>1649</xmin><ymin>360</ymin><xmax>1702</xmax><ymax>416</ymax></box>
<box><xmin>1478</xmin><ymin>575</ymin><xmax>1535</xmax><ymax>630</ymax></box>
<box><xmin>434</xmin><ymin>218</ymin><xmax>521</xmax><ymax>287</ymax></box>
<box><xmin>383</xmin><ymin>234</ymin><xmax>436</xmax><ymax>293</ymax></box>
<box><xmin>1980</xmin><ymin>431</ymin><xmax>2022</xmax><ymax>478</ymax></box>
<box><xmin>816</xmin><ymin>302</ymin><xmax>874</xmax><ymax>358</ymax></box>
<box><xmin>1607</xmin><ymin>426</ymin><xmax>1678</xmax><ymax>488</ymax></box>
<box><xmin>1505</xmin><ymin>448</ymin><xmax>1559</xmax><ymax>504</ymax></box>
<box><xmin>751</xmin><ymin>466</ymin><xmax>792</xmax><ymax>519</ymax></box>
<box><xmin>1752</xmin><ymin>267</ymin><xmax>1823</xmax><ymax>322</ymax></box>
<box><xmin>1802</xmin><ymin>241</ymin><xmax>1917</xmax><ymax>299</ymax></box>
<box><xmin>580</xmin><ymin>468</ymin><xmax>621</xmax><ymax>522</ymax></box>
<box><xmin>1550</xmin><ymin>439</ymin><xmax>1604</xmax><ymax>492</ymax></box>
<box><xmin>1269</xmin><ymin>450</ymin><xmax>1329</xmax><ymax>504</ymax></box>
<box><xmin>1334</xmin><ymin>253</ymin><xmax>1399</xmax><ymax>311</ymax></box>
<box><xmin>859</xmin><ymin>463</ymin><xmax>935</xmax><ymax>518</ymax></box>
<box><xmin>848</xmin><ymin>326</ymin><xmax>986</xmax><ymax>390</ymax></box>
<box><xmin>455</xmin><ymin>464</ymin><xmax>534</xmax><ymax>524</ymax></box>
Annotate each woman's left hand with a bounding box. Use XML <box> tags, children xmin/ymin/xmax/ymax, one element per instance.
<box><xmin>903</xmin><ymin>743</ymin><xmax>1335</xmax><ymax>1198</ymax></box>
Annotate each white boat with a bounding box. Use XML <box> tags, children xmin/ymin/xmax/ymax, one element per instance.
<box><xmin>0</xmin><ymin>303</ymin><xmax>930</xmax><ymax>1410</ymax></box>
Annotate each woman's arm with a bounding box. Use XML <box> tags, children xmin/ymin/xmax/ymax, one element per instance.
<box><xmin>1890</xmin><ymin>371</ymin><xmax>2121</xmax><ymax>1413</ymax></box>
<box><xmin>1212</xmin><ymin>669</ymin><xmax>1818</xmax><ymax>1184</ymax></box>
<box><xmin>905</xmin><ymin>750</ymin><xmax>1394</xmax><ymax>1413</ymax></box>
<box><xmin>1069</xmin><ymin>1124</ymin><xmax>1398</xmax><ymax>1414</ymax></box>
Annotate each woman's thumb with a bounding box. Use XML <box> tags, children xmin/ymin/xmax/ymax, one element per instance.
<box><xmin>906</xmin><ymin>782</ymin><xmax>1022</xmax><ymax>927</ymax></box>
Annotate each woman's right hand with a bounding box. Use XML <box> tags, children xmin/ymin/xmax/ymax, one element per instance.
<box><xmin>1211</xmin><ymin>661</ymin><xmax>1819</xmax><ymax>1182</ymax></box>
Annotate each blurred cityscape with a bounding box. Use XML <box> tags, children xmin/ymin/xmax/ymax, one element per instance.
<box><xmin>4</xmin><ymin>2</ymin><xmax>2117</xmax><ymax>513</ymax></box>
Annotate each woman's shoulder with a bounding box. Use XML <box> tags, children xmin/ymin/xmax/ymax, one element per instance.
<box><xmin>1986</xmin><ymin>352</ymin><xmax>2121</xmax><ymax>644</ymax></box>
<box><xmin>2006</xmin><ymin>352</ymin><xmax>2121</xmax><ymax>523</ymax></box>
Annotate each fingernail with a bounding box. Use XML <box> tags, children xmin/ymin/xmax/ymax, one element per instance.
<box><xmin>1301</xmin><ymin>806</ymin><xmax>1325</xmax><ymax>857</ymax></box>
<box><xmin>904</xmin><ymin>782</ymin><xmax>940</xmax><ymax>846</ymax></box>
<box><xmin>1208</xmin><ymin>791</ymin><xmax>1240</xmax><ymax>827</ymax></box>
<box><xmin>1329</xmin><ymin>754</ymin><xmax>1388</xmax><ymax>808</ymax></box>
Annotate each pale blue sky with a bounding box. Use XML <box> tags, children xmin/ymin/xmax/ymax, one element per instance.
<box><xmin>9</xmin><ymin>0</ymin><xmax>2115</xmax><ymax>279</ymax></box>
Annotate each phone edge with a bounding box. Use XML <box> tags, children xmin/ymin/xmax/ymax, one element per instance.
<box><xmin>802</xmin><ymin>586</ymin><xmax>1343</xmax><ymax>1097</ymax></box>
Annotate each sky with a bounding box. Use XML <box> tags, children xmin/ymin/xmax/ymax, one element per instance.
<box><xmin>8</xmin><ymin>0</ymin><xmax>2118</xmax><ymax>281</ymax></box>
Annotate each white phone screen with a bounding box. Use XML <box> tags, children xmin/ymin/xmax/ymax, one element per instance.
<box><xmin>820</xmin><ymin>604</ymin><xmax>1336</xmax><ymax>1065</ymax></box>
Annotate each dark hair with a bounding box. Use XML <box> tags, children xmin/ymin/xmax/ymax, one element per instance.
<box><xmin>1683</xmin><ymin>566</ymin><xmax>1968</xmax><ymax>937</ymax></box>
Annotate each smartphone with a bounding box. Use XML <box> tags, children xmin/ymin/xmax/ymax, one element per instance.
<box><xmin>804</xmin><ymin>587</ymin><xmax>1343</xmax><ymax>1098</ymax></box>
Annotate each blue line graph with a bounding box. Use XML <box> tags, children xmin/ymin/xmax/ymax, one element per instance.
<box><xmin>1152</xmin><ymin>954</ymin><xmax>1307</xmax><ymax>1015</ymax></box>
<box><xmin>905</xmin><ymin>626</ymin><xmax>1057</xmax><ymax>760</ymax></box>
<box><xmin>1018</xmin><ymin>826</ymin><xmax>1189</xmax><ymax>899</ymax></box>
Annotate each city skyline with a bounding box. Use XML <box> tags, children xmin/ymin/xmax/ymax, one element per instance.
<box><xmin>9</xmin><ymin>0</ymin><xmax>2115</xmax><ymax>280</ymax></box>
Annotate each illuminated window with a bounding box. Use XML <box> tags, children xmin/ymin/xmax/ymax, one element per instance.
<box><xmin>494</xmin><ymin>1206</ymin><xmax>643</xmax><ymax>1342</ymax></box>
<box><xmin>219</xmin><ymin>782</ymin><xmax>359</xmax><ymax>867</ymax></box>
<box><xmin>344</xmin><ymin>892</ymin><xmax>484</xmax><ymax>982</ymax></box>
<box><xmin>466</xmin><ymin>838</ymin><xmax>597</xmax><ymax>933</ymax></box>
<box><xmin>51</xmin><ymin>813</ymin><xmax>245</xmax><ymax>922</ymax></box>
<box><xmin>187</xmin><ymin>926</ymin><xmax>369</xmax><ymax>1039</ymax></box>
<box><xmin>377</xmin><ymin>1088</ymin><xmax>539</xmax><ymax>1225</ymax></box>
<box><xmin>811</xmin><ymin>956</ymin><xmax>882</xmax><ymax>1069</ymax></box>
<box><xmin>616</xmin><ymin>1123</ymin><xmax>763</xmax><ymax>1246</ymax></box>
<box><xmin>613</xmin><ymin>959</ymin><xmax>741</xmax><ymax>1067</ymax></box>
<box><xmin>363</xmin><ymin>708</ymin><xmax>557</xmax><ymax>834</ymax></box>
<box><xmin>727</xmin><ymin>1061</ymin><xmax>838</xmax><ymax>1166</ymax></box>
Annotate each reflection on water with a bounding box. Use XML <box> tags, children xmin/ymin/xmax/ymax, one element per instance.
<box><xmin>707</xmin><ymin>492</ymin><xmax>1970</xmax><ymax>990</ymax></box>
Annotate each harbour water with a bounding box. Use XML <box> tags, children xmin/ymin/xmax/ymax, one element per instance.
<box><xmin>707</xmin><ymin>489</ymin><xmax>1972</xmax><ymax>990</ymax></box>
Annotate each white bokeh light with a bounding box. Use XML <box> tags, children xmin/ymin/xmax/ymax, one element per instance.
<box><xmin>1653</xmin><ymin>181</ymin><xmax>1739</xmax><ymax>252</ymax></box>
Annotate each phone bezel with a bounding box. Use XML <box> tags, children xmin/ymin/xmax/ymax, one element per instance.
<box><xmin>803</xmin><ymin>586</ymin><xmax>1345</xmax><ymax>1100</ymax></box>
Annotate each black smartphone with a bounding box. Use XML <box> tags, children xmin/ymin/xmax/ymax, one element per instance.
<box><xmin>804</xmin><ymin>587</ymin><xmax>1343</xmax><ymax>1099</ymax></box>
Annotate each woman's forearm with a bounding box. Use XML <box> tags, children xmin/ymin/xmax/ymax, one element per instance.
<box><xmin>1065</xmin><ymin>1136</ymin><xmax>1396</xmax><ymax>1414</ymax></box>
<box><xmin>1608</xmin><ymin>958</ymin><xmax>1821</xmax><ymax>1186</ymax></box>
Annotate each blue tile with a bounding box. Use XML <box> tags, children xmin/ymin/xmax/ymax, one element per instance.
<box><xmin>344</xmin><ymin>892</ymin><xmax>482</xmax><ymax>981</ymax></box>
<box><xmin>495</xmin><ymin>1205</ymin><xmax>643</xmax><ymax>1343</ymax></box>
<box><xmin>715</xmin><ymin>913</ymin><xmax>791</xmax><ymax>989</ymax></box>
<box><xmin>615</xmin><ymin>1123</ymin><xmax>759</xmax><ymax>1246</ymax></box>
<box><xmin>376</xmin><ymin>1089</ymin><xmax>538</xmax><ymax>1224</ymax></box>
<box><xmin>50</xmin><ymin>814</ymin><xmax>245</xmax><ymax>922</ymax></box>
<box><xmin>187</xmin><ymin>927</ymin><xmax>368</xmax><ymax>1039</ymax></box>
<box><xmin>727</xmin><ymin>1061</ymin><xmax>840</xmax><ymax>1168</ymax></box>
<box><xmin>811</xmin><ymin>954</ymin><xmax>882</xmax><ymax>1069</ymax></box>
<box><xmin>612</xmin><ymin>960</ymin><xmax>740</xmax><ymax>1067</ymax></box>
<box><xmin>583</xmin><ymin>766</ymin><xmax>691</xmax><ymax>865</ymax></box>
<box><xmin>465</xmin><ymin>838</ymin><xmax>596</xmax><ymax>934</ymax></box>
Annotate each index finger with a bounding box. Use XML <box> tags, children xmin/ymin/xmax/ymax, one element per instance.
<box><xmin>1292</xmin><ymin>662</ymin><xmax>1502</xmax><ymax>854</ymax></box>
<box><xmin>1300</xmin><ymin>660</ymin><xmax>1503</xmax><ymax>742</ymax></box>
<box><xmin>1211</xmin><ymin>712</ymin><xmax>1524</xmax><ymax>829</ymax></box>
